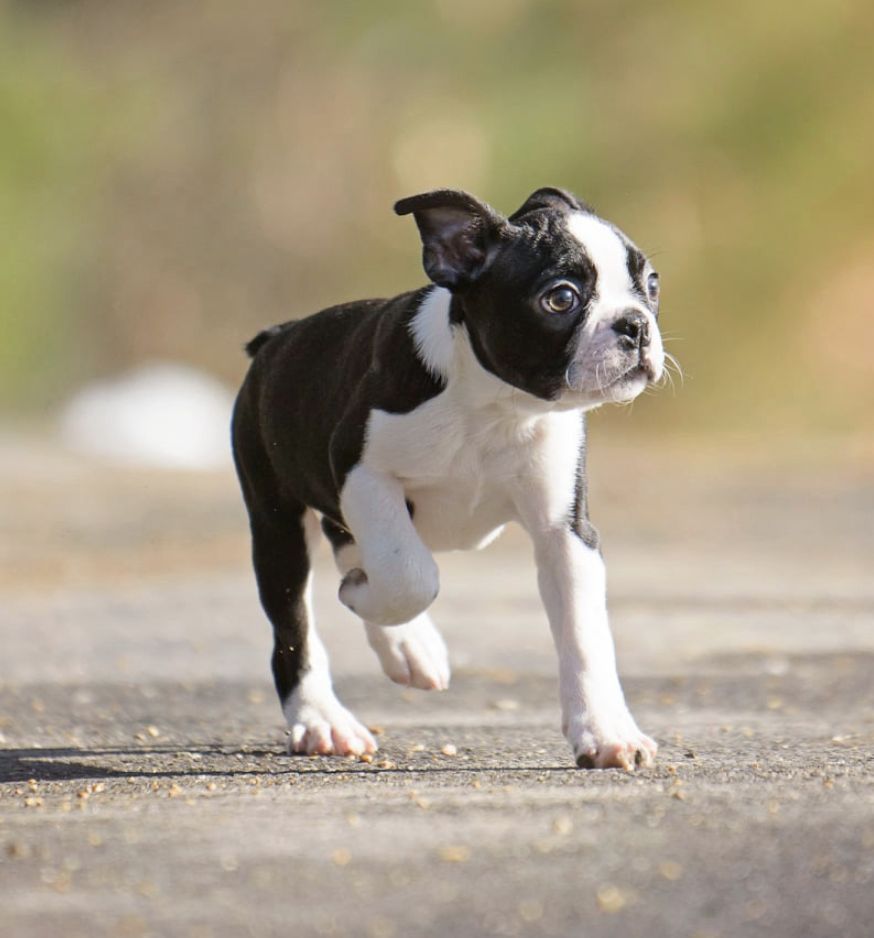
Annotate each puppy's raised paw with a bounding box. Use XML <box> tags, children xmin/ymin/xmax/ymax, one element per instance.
<box><xmin>338</xmin><ymin>562</ymin><xmax>439</xmax><ymax>626</ymax></box>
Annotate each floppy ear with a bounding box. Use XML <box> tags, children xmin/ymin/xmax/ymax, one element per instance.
<box><xmin>508</xmin><ymin>186</ymin><xmax>589</xmax><ymax>221</ymax></box>
<box><xmin>394</xmin><ymin>189</ymin><xmax>504</xmax><ymax>289</ymax></box>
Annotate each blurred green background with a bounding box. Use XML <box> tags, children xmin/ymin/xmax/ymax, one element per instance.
<box><xmin>2</xmin><ymin>0</ymin><xmax>872</xmax><ymax>440</ymax></box>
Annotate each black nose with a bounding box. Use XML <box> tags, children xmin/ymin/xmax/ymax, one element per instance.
<box><xmin>612</xmin><ymin>310</ymin><xmax>650</xmax><ymax>349</ymax></box>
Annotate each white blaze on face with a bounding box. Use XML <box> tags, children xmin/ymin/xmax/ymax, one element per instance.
<box><xmin>566</xmin><ymin>212</ymin><xmax>636</xmax><ymax>319</ymax></box>
<box><xmin>564</xmin><ymin>212</ymin><xmax>664</xmax><ymax>390</ymax></box>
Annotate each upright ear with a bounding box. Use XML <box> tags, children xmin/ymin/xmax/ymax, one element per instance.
<box><xmin>508</xmin><ymin>186</ymin><xmax>589</xmax><ymax>221</ymax></box>
<box><xmin>394</xmin><ymin>189</ymin><xmax>504</xmax><ymax>289</ymax></box>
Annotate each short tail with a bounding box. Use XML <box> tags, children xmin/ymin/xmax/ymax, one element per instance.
<box><xmin>244</xmin><ymin>325</ymin><xmax>283</xmax><ymax>358</ymax></box>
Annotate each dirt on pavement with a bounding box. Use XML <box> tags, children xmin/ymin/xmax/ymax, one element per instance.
<box><xmin>1</xmin><ymin>432</ymin><xmax>872</xmax><ymax>938</ymax></box>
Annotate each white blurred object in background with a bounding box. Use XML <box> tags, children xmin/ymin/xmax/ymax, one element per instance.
<box><xmin>59</xmin><ymin>362</ymin><xmax>235</xmax><ymax>471</ymax></box>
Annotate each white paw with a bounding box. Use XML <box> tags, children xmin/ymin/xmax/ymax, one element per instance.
<box><xmin>565</xmin><ymin>709</ymin><xmax>657</xmax><ymax>770</ymax></box>
<box><xmin>339</xmin><ymin>560</ymin><xmax>439</xmax><ymax>626</ymax></box>
<box><xmin>365</xmin><ymin>614</ymin><xmax>450</xmax><ymax>691</ymax></box>
<box><xmin>283</xmin><ymin>681</ymin><xmax>377</xmax><ymax>757</ymax></box>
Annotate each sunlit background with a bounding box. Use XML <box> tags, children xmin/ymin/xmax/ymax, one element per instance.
<box><xmin>2</xmin><ymin>0</ymin><xmax>873</xmax><ymax>450</ymax></box>
<box><xmin>2</xmin><ymin>12</ymin><xmax>873</xmax><ymax>933</ymax></box>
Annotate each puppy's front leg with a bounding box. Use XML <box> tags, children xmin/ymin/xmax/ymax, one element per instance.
<box><xmin>338</xmin><ymin>465</ymin><xmax>440</xmax><ymax>626</ymax></box>
<box><xmin>524</xmin><ymin>517</ymin><xmax>657</xmax><ymax>770</ymax></box>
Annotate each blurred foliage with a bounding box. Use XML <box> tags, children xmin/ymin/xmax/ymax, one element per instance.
<box><xmin>1</xmin><ymin>0</ymin><xmax>873</xmax><ymax>436</ymax></box>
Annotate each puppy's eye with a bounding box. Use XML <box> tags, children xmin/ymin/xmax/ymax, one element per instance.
<box><xmin>646</xmin><ymin>271</ymin><xmax>660</xmax><ymax>302</ymax></box>
<box><xmin>541</xmin><ymin>284</ymin><xmax>580</xmax><ymax>315</ymax></box>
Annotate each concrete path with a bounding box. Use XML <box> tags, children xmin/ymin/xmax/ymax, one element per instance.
<box><xmin>1</xmin><ymin>433</ymin><xmax>872</xmax><ymax>937</ymax></box>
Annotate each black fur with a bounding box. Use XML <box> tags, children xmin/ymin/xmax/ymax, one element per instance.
<box><xmin>232</xmin><ymin>290</ymin><xmax>444</xmax><ymax>706</ymax></box>
<box><xmin>570</xmin><ymin>417</ymin><xmax>600</xmax><ymax>550</ymax></box>
<box><xmin>624</xmin><ymin>243</ymin><xmax>651</xmax><ymax>306</ymax></box>
<box><xmin>395</xmin><ymin>190</ymin><xmax>505</xmax><ymax>289</ymax></box>
<box><xmin>508</xmin><ymin>186</ymin><xmax>592</xmax><ymax>220</ymax></box>
<box><xmin>321</xmin><ymin>515</ymin><xmax>353</xmax><ymax>551</ymax></box>
<box><xmin>232</xmin><ymin>186</ymin><xmax>651</xmax><ymax>718</ymax></box>
<box><xmin>244</xmin><ymin>325</ymin><xmax>285</xmax><ymax>358</ymax></box>
<box><xmin>449</xmin><ymin>208</ymin><xmax>598</xmax><ymax>400</ymax></box>
<box><xmin>234</xmin><ymin>290</ymin><xmax>443</xmax><ymax>522</ymax></box>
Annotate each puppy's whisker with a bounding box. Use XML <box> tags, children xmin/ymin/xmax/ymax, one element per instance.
<box><xmin>663</xmin><ymin>352</ymin><xmax>685</xmax><ymax>388</ymax></box>
<box><xmin>655</xmin><ymin>370</ymin><xmax>673</xmax><ymax>393</ymax></box>
<box><xmin>595</xmin><ymin>363</ymin><xmax>607</xmax><ymax>394</ymax></box>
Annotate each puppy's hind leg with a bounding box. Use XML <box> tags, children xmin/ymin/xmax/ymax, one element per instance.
<box><xmin>323</xmin><ymin>517</ymin><xmax>450</xmax><ymax>691</ymax></box>
<box><xmin>247</xmin><ymin>505</ymin><xmax>376</xmax><ymax>756</ymax></box>
<box><xmin>365</xmin><ymin>615</ymin><xmax>451</xmax><ymax>692</ymax></box>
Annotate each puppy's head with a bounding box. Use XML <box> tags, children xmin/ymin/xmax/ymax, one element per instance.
<box><xmin>395</xmin><ymin>187</ymin><xmax>664</xmax><ymax>407</ymax></box>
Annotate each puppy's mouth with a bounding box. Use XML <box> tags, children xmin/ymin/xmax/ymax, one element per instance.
<box><xmin>563</xmin><ymin>350</ymin><xmax>662</xmax><ymax>402</ymax></box>
<box><xmin>587</xmin><ymin>358</ymin><xmax>655</xmax><ymax>388</ymax></box>
<box><xmin>617</xmin><ymin>358</ymin><xmax>658</xmax><ymax>385</ymax></box>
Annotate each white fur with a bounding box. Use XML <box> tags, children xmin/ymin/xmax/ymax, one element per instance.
<box><xmin>501</xmin><ymin>409</ymin><xmax>656</xmax><ymax>768</ymax></box>
<box><xmin>352</xmin><ymin>289</ymin><xmax>526</xmax><ymax>555</ymax></box>
<box><xmin>364</xmin><ymin>616</ymin><xmax>450</xmax><ymax>690</ymax></box>
<box><xmin>281</xmin><ymin>578</ymin><xmax>378</xmax><ymax>756</ymax></box>
<box><xmin>520</xmin><ymin>513</ymin><xmax>656</xmax><ymax>769</ymax></box>
<box><xmin>409</xmin><ymin>286</ymin><xmax>456</xmax><ymax>378</ymax></box>
<box><xmin>566</xmin><ymin>213</ymin><xmax>635</xmax><ymax>316</ymax></box>
<box><xmin>334</xmin><ymin>287</ymin><xmax>656</xmax><ymax>767</ymax></box>
<box><xmin>339</xmin><ymin>465</ymin><xmax>440</xmax><ymax>624</ymax></box>
<box><xmin>281</xmin><ymin>511</ymin><xmax>377</xmax><ymax>756</ymax></box>
<box><xmin>566</xmin><ymin>212</ymin><xmax>665</xmax><ymax>389</ymax></box>
<box><xmin>331</xmin><ymin>535</ymin><xmax>450</xmax><ymax>690</ymax></box>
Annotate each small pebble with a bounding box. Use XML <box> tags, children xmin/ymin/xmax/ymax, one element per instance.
<box><xmin>438</xmin><ymin>845</ymin><xmax>469</xmax><ymax>863</ymax></box>
<box><xmin>596</xmin><ymin>885</ymin><xmax>632</xmax><ymax>913</ymax></box>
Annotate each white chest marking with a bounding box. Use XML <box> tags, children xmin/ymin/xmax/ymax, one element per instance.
<box><xmin>359</xmin><ymin>288</ymin><xmax>583</xmax><ymax>551</ymax></box>
<box><xmin>332</xmin><ymin>283</ymin><xmax>656</xmax><ymax>767</ymax></box>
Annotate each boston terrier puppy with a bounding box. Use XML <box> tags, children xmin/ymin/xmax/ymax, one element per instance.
<box><xmin>232</xmin><ymin>187</ymin><xmax>664</xmax><ymax>769</ymax></box>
